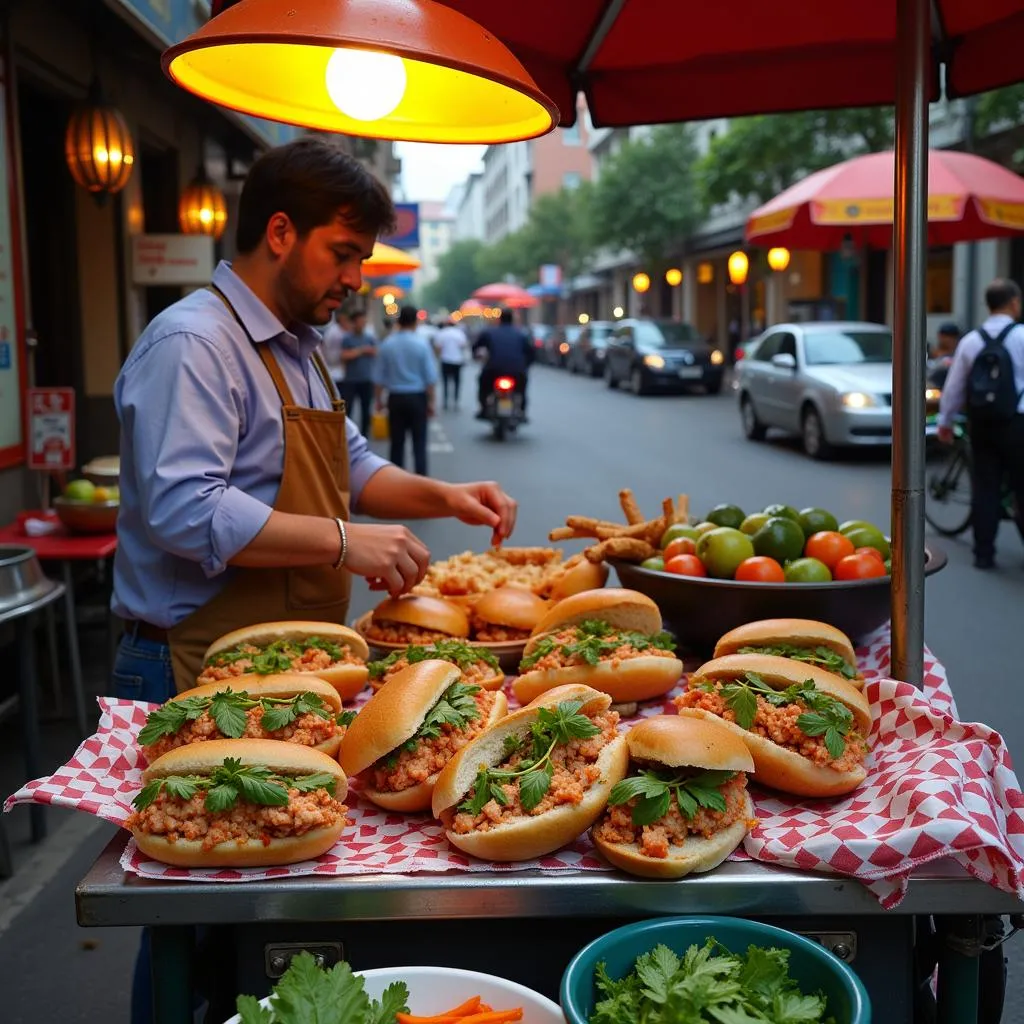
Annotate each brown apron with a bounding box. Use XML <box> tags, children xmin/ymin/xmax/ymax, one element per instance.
<box><xmin>167</xmin><ymin>288</ymin><xmax>352</xmax><ymax>692</ymax></box>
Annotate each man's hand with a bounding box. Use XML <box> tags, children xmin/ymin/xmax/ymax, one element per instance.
<box><xmin>344</xmin><ymin>522</ymin><xmax>430</xmax><ymax>597</ymax></box>
<box><xmin>938</xmin><ymin>425</ymin><xmax>955</xmax><ymax>445</ymax></box>
<box><xmin>444</xmin><ymin>481</ymin><xmax>518</xmax><ymax>547</ymax></box>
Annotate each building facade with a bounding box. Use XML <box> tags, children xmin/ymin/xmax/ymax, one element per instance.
<box><xmin>410</xmin><ymin>200</ymin><xmax>455</xmax><ymax>293</ymax></box>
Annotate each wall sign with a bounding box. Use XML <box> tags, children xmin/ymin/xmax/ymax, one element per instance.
<box><xmin>132</xmin><ymin>234</ymin><xmax>215</xmax><ymax>286</ymax></box>
<box><xmin>27</xmin><ymin>387</ymin><xmax>75</xmax><ymax>470</ymax></box>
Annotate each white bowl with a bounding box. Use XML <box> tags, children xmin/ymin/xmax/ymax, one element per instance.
<box><xmin>223</xmin><ymin>965</ymin><xmax>566</xmax><ymax>1023</ymax></box>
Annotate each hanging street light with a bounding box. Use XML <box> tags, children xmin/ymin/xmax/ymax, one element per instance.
<box><xmin>727</xmin><ymin>251</ymin><xmax>749</xmax><ymax>286</ymax></box>
<box><xmin>578</xmin><ymin>313</ymin><xmax>590</xmax><ymax>325</ymax></box>
<box><xmin>64</xmin><ymin>81</ymin><xmax>135</xmax><ymax>200</ymax></box>
<box><xmin>767</xmin><ymin>247</ymin><xmax>791</xmax><ymax>272</ymax></box>
<box><xmin>632</xmin><ymin>272</ymin><xmax>651</xmax><ymax>294</ymax></box>
<box><xmin>613</xmin><ymin>306</ymin><xmax>624</xmax><ymax>318</ymax></box>
<box><xmin>164</xmin><ymin>0</ymin><xmax>558</xmax><ymax>144</ymax></box>
<box><xmin>665</xmin><ymin>267</ymin><xmax>683</xmax><ymax>286</ymax></box>
<box><xmin>179</xmin><ymin>166</ymin><xmax>228</xmax><ymax>239</ymax></box>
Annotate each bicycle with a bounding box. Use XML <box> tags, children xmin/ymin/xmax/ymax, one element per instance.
<box><xmin>924</xmin><ymin>420</ymin><xmax>1016</xmax><ymax>536</ymax></box>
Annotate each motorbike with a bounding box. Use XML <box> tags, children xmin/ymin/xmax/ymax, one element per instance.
<box><xmin>484</xmin><ymin>375</ymin><xmax>525</xmax><ymax>441</ymax></box>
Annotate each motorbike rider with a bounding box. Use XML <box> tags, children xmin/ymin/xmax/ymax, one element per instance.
<box><xmin>929</xmin><ymin>321</ymin><xmax>961</xmax><ymax>389</ymax></box>
<box><xmin>474</xmin><ymin>308</ymin><xmax>535</xmax><ymax>419</ymax></box>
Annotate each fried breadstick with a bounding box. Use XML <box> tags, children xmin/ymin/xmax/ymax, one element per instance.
<box><xmin>661</xmin><ymin>497</ymin><xmax>675</xmax><ymax>523</ymax></box>
<box><xmin>584</xmin><ymin>537</ymin><xmax>658</xmax><ymax>563</ymax></box>
<box><xmin>566</xmin><ymin>515</ymin><xmax>625</xmax><ymax>535</ymax></box>
<box><xmin>676</xmin><ymin>494</ymin><xmax>690</xmax><ymax>524</ymax></box>
<box><xmin>549</xmin><ymin>526</ymin><xmax>582</xmax><ymax>542</ymax></box>
<box><xmin>619</xmin><ymin>488</ymin><xmax>644</xmax><ymax>525</ymax></box>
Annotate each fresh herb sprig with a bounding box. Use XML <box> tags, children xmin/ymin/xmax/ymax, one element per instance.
<box><xmin>368</xmin><ymin>639</ymin><xmax>499</xmax><ymax>680</ymax></box>
<box><xmin>132</xmin><ymin>757</ymin><xmax>337</xmax><ymax>813</ymax></box>
<box><xmin>738</xmin><ymin>643</ymin><xmax>857</xmax><ymax>680</ymax></box>
<box><xmin>608</xmin><ymin>768</ymin><xmax>737</xmax><ymax>826</ymax></box>
<box><xmin>458</xmin><ymin>700</ymin><xmax>601</xmax><ymax>816</ymax></box>
<box><xmin>139</xmin><ymin>689</ymin><xmax>333</xmax><ymax>746</ymax></box>
<box><xmin>384</xmin><ymin>683</ymin><xmax>482</xmax><ymax>767</ymax></box>
<box><xmin>207</xmin><ymin>637</ymin><xmax>347</xmax><ymax>675</ymax></box>
<box><xmin>698</xmin><ymin>671</ymin><xmax>854</xmax><ymax>759</ymax></box>
<box><xmin>519</xmin><ymin>619</ymin><xmax>675</xmax><ymax>672</ymax></box>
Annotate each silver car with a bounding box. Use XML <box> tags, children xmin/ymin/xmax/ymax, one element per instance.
<box><xmin>736</xmin><ymin>321</ymin><xmax>940</xmax><ymax>458</ymax></box>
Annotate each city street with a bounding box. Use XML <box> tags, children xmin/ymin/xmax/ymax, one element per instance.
<box><xmin>3</xmin><ymin>361</ymin><xmax>1024</xmax><ymax>1021</ymax></box>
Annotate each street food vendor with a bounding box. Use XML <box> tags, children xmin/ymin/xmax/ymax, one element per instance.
<box><xmin>110</xmin><ymin>137</ymin><xmax>517</xmax><ymax>704</ymax></box>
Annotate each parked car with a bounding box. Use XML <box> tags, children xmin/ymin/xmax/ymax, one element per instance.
<box><xmin>604</xmin><ymin>319</ymin><xmax>725</xmax><ymax>395</ymax></box>
<box><xmin>547</xmin><ymin>325</ymin><xmax>582</xmax><ymax>368</ymax></box>
<box><xmin>568</xmin><ymin>321</ymin><xmax>615</xmax><ymax>376</ymax></box>
<box><xmin>735</xmin><ymin>321</ymin><xmax>939</xmax><ymax>459</ymax></box>
<box><xmin>528</xmin><ymin>323</ymin><xmax>553</xmax><ymax>364</ymax></box>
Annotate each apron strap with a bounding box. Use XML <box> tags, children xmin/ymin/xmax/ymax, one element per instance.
<box><xmin>311</xmin><ymin>349</ymin><xmax>345</xmax><ymax>411</ymax></box>
<box><xmin>208</xmin><ymin>284</ymin><xmax>297</xmax><ymax>407</ymax></box>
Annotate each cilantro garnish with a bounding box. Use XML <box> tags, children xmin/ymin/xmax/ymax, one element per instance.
<box><xmin>383</xmin><ymin>683</ymin><xmax>482</xmax><ymax>767</ymax></box>
<box><xmin>738</xmin><ymin>643</ymin><xmax>857</xmax><ymax>680</ymax></box>
<box><xmin>519</xmin><ymin>619</ymin><xmax>675</xmax><ymax>672</ymax></box>
<box><xmin>236</xmin><ymin>951</ymin><xmax>409</xmax><ymax>1024</ymax></box>
<box><xmin>697</xmin><ymin>671</ymin><xmax>854</xmax><ymax>759</ymax></box>
<box><xmin>336</xmin><ymin>710</ymin><xmax>357</xmax><ymax>728</ymax></box>
<box><xmin>458</xmin><ymin>700</ymin><xmax>601</xmax><ymax>816</ymax></box>
<box><xmin>206</xmin><ymin>637</ymin><xmax>347</xmax><ymax>675</ymax></box>
<box><xmin>132</xmin><ymin>757</ymin><xmax>336</xmax><ymax>813</ymax></box>
<box><xmin>139</xmin><ymin>689</ymin><xmax>333</xmax><ymax>746</ymax></box>
<box><xmin>608</xmin><ymin>768</ymin><xmax>737</xmax><ymax>826</ymax></box>
<box><xmin>368</xmin><ymin>639</ymin><xmax>499</xmax><ymax>679</ymax></box>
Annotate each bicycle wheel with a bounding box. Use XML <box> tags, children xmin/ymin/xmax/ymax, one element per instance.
<box><xmin>924</xmin><ymin>441</ymin><xmax>974</xmax><ymax>536</ymax></box>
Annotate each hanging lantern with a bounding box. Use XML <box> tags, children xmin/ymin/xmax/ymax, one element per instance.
<box><xmin>665</xmin><ymin>267</ymin><xmax>683</xmax><ymax>287</ymax></box>
<box><xmin>727</xmin><ymin>251</ymin><xmax>749</xmax><ymax>286</ymax></box>
<box><xmin>767</xmin><ymin>247</ymin><xmax>791</xmax><ymax>272</ymax></box>
<box><xmin>697</xmin><ymin>262</ymin><xmax>714</xmax><ymax>285</ymax></box>
<box><xmin>64</xmin><ymin>82</ymin><xmax>135</xmax><ymax>200</ymax></box>
<box><xmin>178</xmin><ymin>167</ymin><xmax>228</xmax><ymax>239</ymax></box>
<box><xmin>632</xmin><ymin>272</ymin><xmax>651</xmax><ymax>294</ymax></box>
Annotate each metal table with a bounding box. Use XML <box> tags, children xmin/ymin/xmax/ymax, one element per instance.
<box><xmin>77</xmin><ymin>834</ymin><xmax>1024</xmax><ymax>1024</ymax></box>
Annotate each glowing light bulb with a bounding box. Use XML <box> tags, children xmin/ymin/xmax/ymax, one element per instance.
<box><xmin>94</xmin><ymin>147</ymin><xmax>110</xmax><ymax>164</ymax></box>
<box><xmin>326</xmin><ymin>48</ymin><xmax>407</xmax><ymax>122</ymax></box>
<box><xmin>199</xmin><ymin>207</ymin><xmax>214</xmax><ymax>225</ymax></box>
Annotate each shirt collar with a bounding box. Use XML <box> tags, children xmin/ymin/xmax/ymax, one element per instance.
<box><xmin>212</xmin><ymin>261</ymin><xmax>323</xmax><ymax>358</ymax></box>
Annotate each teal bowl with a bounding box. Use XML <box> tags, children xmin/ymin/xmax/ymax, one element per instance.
<box><xmin>561</xmin><ymin>916</ymin><xmax>870</xmax><ymax>1024</ymax></box>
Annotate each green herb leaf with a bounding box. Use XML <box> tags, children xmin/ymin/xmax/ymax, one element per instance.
<box><xmin>721</xmin><ymin>682</ymin><xmax>759</xmax><ymax>730</ymax></box>
<box><xmin>210</xmin><ymin>692</ymin><xmax>251</xmax><ymax>738</ymax></box>
<box><xmin>739</xmin><ymin>642</ymin><xmax>857</xmax><ymax>680</ymax></box>
<box><xmin>368</xmin><ymin>980</ymin><xmax>411</xmax><ymax>1024</ymax></box>
<box><xmin>337</xmin><ymin>710</ymin><xmax>357</xmax><ymax>728</ymax></box>
<box><xmin>632</xmin><ymin>789</ymin><xmax>672</xmax><ymax>826</ymax></box>
<box><xmin>519</xmin><ymin>759</ymin><xmax>553</xmax><ymax>812</ymax></box>
<box><xmin>519</xmin><ymin>634</ymin><xmax>558</xmax><ymax>672</ymax></box>
<box><xmin>270</xmin><ymin>954</ymin><xmax>368</xmax><ymax>1024</ymax></box>
<box><xmin>502</xmin><ymin>734</ymin><xmax>524</xmax><ymax>758</ymax></box>
<box><xmin>289</xmin><ymin>772</ymin><xmax>337</xmax><ymax>796</ymax></box>
<box><xmin>537</xmin><ymin>700</ymin><xmax>601</xmax><ymax>746</ymax></box>
<box><xmin>163</xmin><ymin>776</ymin><xmax>200</xmax><ymax>803</ymax></box>
<box><xmin>489</xmin><ymin>782</ymin><xmax>510</xmax><ymax>806</ymax></box>
<box><xmin>235</xmin><ymin>994</ymin><xmax>274</xmax><ymax>1024</ymax></box>
<box><xmin>458</xmin><ymin>767</ymin><xmax>495</xmax><ymax>817</ymax></box>
<box><xmin>205</xmin><ymin>782</ymin><xmax>239</xmax><ymax>813</ymax></box>
<box><xmin>608</xmin><ymin>773</ymin><xmax>671</xmax><ymax>806</ymax></box>
<box><xmin>823</xmin><ymin>727</ymin><xmax>847</xmax><ymax>761</ymax></box>
<box><xmin>132</xmin><ymin>779</ymin><xmax>165</xmax><ymax>811</ymax></box>
<box><xmin>138</xmin><ymin>701</ymin><xmax>190</xmax><ymax>746</ymax></box>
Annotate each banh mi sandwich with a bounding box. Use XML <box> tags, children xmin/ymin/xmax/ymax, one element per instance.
<box><xmin>469</xmin><ymin>587</ymin><xmax>550</xmax><ymax>643</ymax></box>
<box><xmin>542</xmin><ymin>555</ymin><xmax>609</xmax><ymax>602</ymax></box>
<box><xmin>138</xmin><ymin>676</ymin><xmax>356</xmax><ymax>764</ymax></box>
<box><xmin>713</xmin><ymin>618</ymin><xmax>863</xmax><ymax>689</ymax></box>
<box><xmin>366</xmin><ymin>594</ymin><xmax>470</xmax><ymax>646</ymax></box>
<box><xmin>199</xmin><ymin>621</ymin><xmax>369</xmax><ymax>700</ymax></box>
<box><xmin>431</xmin><ymin>683</ymin><xmax>629</xmax><ymax>862</ymax></box>
<box><xmin>592</xmin><ymin>715</ymin><xmax>756</xmax><ymax>878</ymax></box>
<box><xmin>676</xmin><ymin>654</ymin><xmax>872</xmax><ymax>797</ymax></box>
<box><xmin>368</xmin><ymin>639</ymin><xmax>504</xmax><ymax>692</ymax></box>
<box><xmin>512</xmin><ymin>588</ymin><xmax>682</xmax><ymax>707</ymax></box>
<box><xmin>339</xmin><ymin>660</ymin><xmax>508</xmax><ymax>812</ymax></box>
<box><xmin>126</xmin><ymin>739</ymin><xmax>348</xmax><ymax>867</ymax></box>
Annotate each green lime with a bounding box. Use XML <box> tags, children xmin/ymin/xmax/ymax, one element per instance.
<box><xmin>752</xmin><ymin>517</ymin><xmax>807</xmax><ymax>564</ymax></box>
<box><xmin>798</xmin><ymin>507</ymin><xmax>839</xmax><ymax>538</ymax></box>
<box><xmin>843</xmin><ymin>526</ymin><xmax>891</xmax><ymax>560</ymax></box>
<box><xmin>740</xmin><ymin>513</ymin><xmax>771</xmax><ymax>536</ymax></box>
<box><xmin>839</xmin><ymin>519</ymin><xmax>878</xmax><ymax>535</ymax></box>
<box><xmin>785</xmin><ymin>557</ymin><xmax>833</xmax><ymax>583</ymax></box>
<box><xmin>763</xmin><ymin>503</ymin><xmax>802</xmax><ymax>523</ymax></box>
<box><xmin>705</xmin><ymin>503</ymin><xmax>747</xmax><ymax>530</ymax></box>
<box><xmin>660</xmin><ymin>524</ymin><xmax>700</xmax><ymax>549</ymax></box>
<box><xmin>64</xmin><ymin>479</ymin><xmax>96</xmax><ymax>502</ymax></box>
<box><xmin>693</xmin><ymin>521</ymin><xmax>718</xmax><ymax>536</ymax></box>
<box><xmin>883</xmin><ymin>559</ymin><xmax>892</xmax><ymax>575</ymax></box>
<box><xmin>696</xmin><ymin>527</ymin><xmax>755</xmax><ymax>579</ymax></box>
<box><xmin>641</xmin><ymin>556</ymin><xmax>666</xmax><ymax>571</ymax></box>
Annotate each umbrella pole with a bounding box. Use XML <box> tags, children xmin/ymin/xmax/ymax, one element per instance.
<box><xmin>890</xmin><ymin>0</ymin><xmax>930</xmax><ymax>686</ymax></box>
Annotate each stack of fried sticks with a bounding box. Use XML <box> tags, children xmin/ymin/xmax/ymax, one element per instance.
<box><xmin>549</xmin><ymin>489</ymin><xmax>690</xmax><ymax>564</ymax></box>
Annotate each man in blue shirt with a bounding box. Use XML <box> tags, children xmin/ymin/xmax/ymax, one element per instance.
<box><xmin>474</xmin><ymin>307</ymin><xmax>535</xmax><ymax>416</ymax></box>
<box><xmin>373</xmin><ymin>305</ymin><xmax>438</xmax><ymax>475</ymax></box>
<box><xmin>339</xmin><ymin>309</ymin><xmax>377</xmax><ymax>435</ymax></box>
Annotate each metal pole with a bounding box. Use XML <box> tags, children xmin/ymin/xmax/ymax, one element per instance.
<box><xmin>891</xmin><ymin>0</ymin><xmax>930</xmax><ymax>686</ymax></box>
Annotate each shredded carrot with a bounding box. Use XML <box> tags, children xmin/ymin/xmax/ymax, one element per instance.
<box><xmin>395</xmin><ymin>1015</ymin><xmax>461</xmax><ymax>1024</ymax></box>
<box><xmin>437</xmin><ymin>996</ymin><xmax>481</xmax><ymax>1017</ymax></box>
<box><xmin>396</xmin><ymin>1000</ymin><xmax>523</xmax><ymax>1024</ymax></box>
<box><xmin>459</xmin><ymin>1012</ymin><xmax>524</xmax><ymax>1024</ymax></box>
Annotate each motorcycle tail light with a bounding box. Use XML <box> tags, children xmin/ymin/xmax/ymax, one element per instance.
<box><xmin>495</xmin><ymin>377</ymin><xmax>515</xmax><ymax>392</ymax></box>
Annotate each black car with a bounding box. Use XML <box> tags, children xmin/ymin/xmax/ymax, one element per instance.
<box><xmin>546</xmin><ymin>324</ymin><xmax>582</xmax><ymax>368</ymax></box>
<box><xmin>568</xmin><ymin>321</ymin><xmax>615</xmax><ymax>376</ymax></box>
<box><xmin>604</xmin><ymin>318</ymin><xmax>725</xmax><ymax>395</ymax></box>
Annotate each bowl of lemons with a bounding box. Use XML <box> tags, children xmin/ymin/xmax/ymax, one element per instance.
<box><xmin>54</xmin><ymin>478</ymin><xmax>120</xmax><ymax>534</ymax></box>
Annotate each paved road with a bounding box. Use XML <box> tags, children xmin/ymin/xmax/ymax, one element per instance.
<box><xmin>3</xmin><ymin>362</ymin><xmax>1023</xmax><ymax>1022</ymax></box>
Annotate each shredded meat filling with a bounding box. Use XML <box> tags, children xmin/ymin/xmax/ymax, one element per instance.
<box><xmin>593</xmin><ymin>773</ymin><xmax>750</xmax><ymax>859</ymax></box>
<box><xmin>450</xmin><ymin>710</ymin><xmax>620</xmax><ymax>834</ymax></box>
<box><xmin>127</xmin><ymin>788</ymin><xmax>348</xmax><ymax>851</ymax></box>
<box><xmin>371</xmin><ymin>656</ymin><xmax>498</xmax><ymax>691</ymax></box>
<box><xmin>526</xmin><ymin>627</ymin><xmax>676</xmax><ymax>673</ymax></box>
<box><xmin>470</xmin><ymin>618</ymin><xmax>532</xmax><ymax>643</ymax></box>
<box><xmin>373</xmin><ymin>691</ymin><xmax>497</xmax><ymax>792</ymax></box>
<box><xmin>366</xmin><ymin>621</ymin><xmax>455</xmax><ymax>645</ymax></box>
<box><xmin>143</xmin><ymin>707</ymin><xmax>340</xmax><ymax>762</ymax></box>
<box><xmin>198</xmin><ymin>643</ymin><xmax>360</xmax><ymax>684</ymax></box>
<box><xmin>675</xmin><ymin>685</ymin><xmax>867</xmax><ymax>774</ymax></box>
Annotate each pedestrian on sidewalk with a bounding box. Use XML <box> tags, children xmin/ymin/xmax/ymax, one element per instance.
<box><xmin>938</xmin><ymin>278</ymin><xmax>1024</xmax><ymax>569</ymax></box>
<box><xmin>374</xmin><ymin>305</ymin><xmax>438</xmax><ymax>475</ymax></box>
<box><xmin>433</xmin><ymin>316</ymin><xmax>470</xmax><ymax>410</ymax></box>
<box><xmin>339</xmin><ymin>308</ymin><xmax>376</xmax><ymax>436</ymax></box>
<box><xmin>320</xmin><ymin>307</ymin><xmax>349</xmax><ymax>390</ymax></box>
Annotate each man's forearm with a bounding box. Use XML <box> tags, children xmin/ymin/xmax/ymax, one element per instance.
<box><xmin>230</xmin><ymin>510</ymin><xmax>339</xmax><ymax>567</ymax></box>
<box><xmin>355</xmin><ymin>465</ymin><xmax>451</xmax><ymax>520</ymax></box>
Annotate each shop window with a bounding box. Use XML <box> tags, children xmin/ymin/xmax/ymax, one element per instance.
<box><xmin>927</xmin><ymin>247</ymin><xmax>953</xmax><ymax>313</ymax></box>
<box><xmin>563</xmin><ymin>171</ymin><xmax>582</xmax><ymax>190</ymax></box>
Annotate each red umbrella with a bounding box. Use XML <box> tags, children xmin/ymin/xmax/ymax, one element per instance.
<box><xmin>471</xmin><ymin>282</ymin><xmax>539</xmax><ymax>309</ymax></box>
<box><xmin>435</xmin><ymin>2</ymin><xmax>1024</xmax><ymax>127</ymax></box>
<box><xmin>746</xmin><ymin>149</ymin><xmax>1024</xmax><ymax>249</ymax></box>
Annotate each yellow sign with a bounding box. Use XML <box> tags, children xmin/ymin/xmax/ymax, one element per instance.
<box><xmin>746</xmin><ymin>207</ymin><xmax>797</xmax><ymax>239</ymax></box>
<box><xmin>812</xmin><ymin>195</ymin><xmax>963</xmax><ymax>224</ymax></box>
<box><xmin>977</xmin><ymin>198</ymin><xmax>1024</xmax><ymax>231</ymax></box>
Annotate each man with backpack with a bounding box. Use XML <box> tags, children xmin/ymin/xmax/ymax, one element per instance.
<box><xmin>938</xmin><ymin>278</ymin><xmax>1024</xmax><ymax>569</ymax></box>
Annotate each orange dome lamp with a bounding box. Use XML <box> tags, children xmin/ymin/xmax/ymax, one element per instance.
<box><xmin>179</xmin><ymin>167</ymin><xmax>228</xmax><ymax>239</ymax></box>
<box><xmin>64</xmin><ymin>80</ymin><xmax>135</xmax><ymax>200</ymax></box>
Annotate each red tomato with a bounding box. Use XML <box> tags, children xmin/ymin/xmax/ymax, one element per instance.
<box><xmin>804</xmin><ymin>530</ymin><xmax>855</xmax><ymax>570</ymax></box>
<box><xmin>665</xmin><ymin>554</ymin><xmax>707</xmax><ymax>577</ymax></box>
<box><xmin>734</xmin><ymin>556</ymin><xmax>786</xmax><ymax>583</ymax></box>
<box><xmin>664</xmin><ymin>537</ymin><xmax>697</xmax><ymax>561</ymax></box>
<box><xmin>834</xmin><ymin>552</ymin><xmax>887</xmax><ymax>580</ymax></box>
<box><xmin>855</xmin><ymin>546</ymin><xmax>885</xmax><ymax>564</ymax></box>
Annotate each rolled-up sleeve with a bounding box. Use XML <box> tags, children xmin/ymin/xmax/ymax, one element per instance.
<box><xmin>937</xmin><ymin>338</ymin><xmax>977</xmax><ymax>427</ymax></box>
<box><xmin>346</xmin><ymin>417</ymin><xmax>389</xmax><ymax>508</ymax></box>
<box><xmin>120</xmin><ymin>332</ymin><xmax>272</xmax><ymax>576</ymax></box>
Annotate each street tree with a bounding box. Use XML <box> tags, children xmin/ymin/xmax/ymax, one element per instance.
<box><xmin>699</xmin><ymin>108</ymin><xmax>894</xmax><ymax>206</ymax></box>
<box><xmin>518</xmin><ymin>183</ymin><xmax>596</xmax><ymax>280</ymax></box>
<box><xmin>588</xmin><ymin>124</ymin><xmax>705</xmax><ymax>266</ymax></box>
<box><xmin>422</xmin><ymin>238</ymin><xmax>486</xmax><ymax>311</ymax></box>
<box><xmin>473</xmin><ymin>227</ymin><xmax>535</xmax><ymax>286</ymax></box>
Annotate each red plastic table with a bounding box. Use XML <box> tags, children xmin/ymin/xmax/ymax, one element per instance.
<box><xmin>0</xmin><ymin>515</ymin><xmax>118</xmax><ymax>737</ymax></box>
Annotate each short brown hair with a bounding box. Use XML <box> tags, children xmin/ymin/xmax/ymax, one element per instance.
<box><xmin>985</xmin><ymin>278</ymin><xmax>1022</xmax><ymax>313</ymax></box>
<box><xmin>236</xmin><ymin>137</ymin><xmax>396</xmax><ymax>253</ymax></box>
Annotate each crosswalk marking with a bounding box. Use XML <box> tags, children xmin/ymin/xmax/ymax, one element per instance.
<box><xmin>428</xmin><ymin>419</ymin><xmax>454</xmax><ymax>454</ymax></box>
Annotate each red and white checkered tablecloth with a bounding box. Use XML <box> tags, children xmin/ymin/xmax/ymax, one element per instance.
<box><xmin>5</xmin><ymin>625</ymin><xmax>1023</xmax><ymax>908</ymax></box>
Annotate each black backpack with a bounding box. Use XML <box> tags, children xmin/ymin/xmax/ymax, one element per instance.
<box><xmin>967</xmin><ymin>323</ymin><xmax>1019</xmax><ymax>421</ymax></box>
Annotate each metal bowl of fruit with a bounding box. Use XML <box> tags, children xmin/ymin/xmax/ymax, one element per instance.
<box><xmin>54</xmin><ymin>480</ymin><xmax>119</xmax><ymax>534</ymax></box>
<box><xmin>81</xmin><ymin>455</ymin><xmax>120</xmax><ymax>488</ymax></box>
